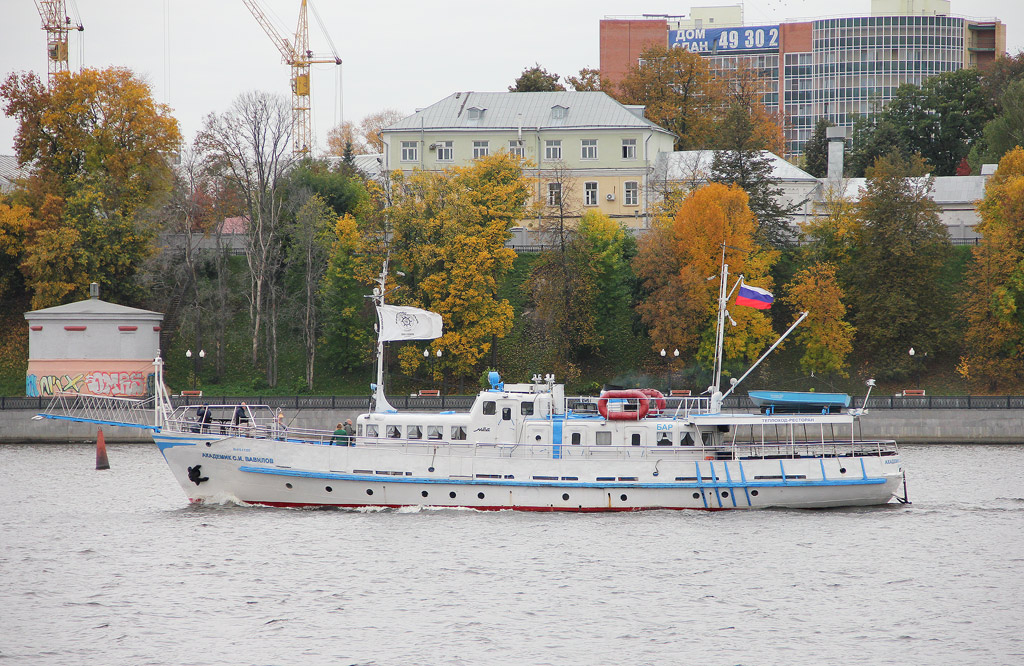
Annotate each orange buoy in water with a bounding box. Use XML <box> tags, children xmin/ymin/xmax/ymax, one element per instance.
<box><xmin>96</xmin><ymin>428</ymin><xmax>110</xmax><ymax>470</ymax></box>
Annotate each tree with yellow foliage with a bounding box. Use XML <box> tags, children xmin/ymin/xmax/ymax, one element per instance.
<box><xmin>782</xmin><ymin>263</ymin><xmax>855</xmax><ymax>377</ymax></box>
<box><xmin>959</xmin><ymin>147</ymin><xmax>1024</xmax><ymax>391</ymax></box>
<box><xmin>634</xmin><ymin>183</ymin><xmax>777</xmax><ymax>377</ymax></box>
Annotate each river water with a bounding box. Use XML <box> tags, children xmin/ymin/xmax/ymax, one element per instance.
<box><xmin>1</xmin><ymin>442</ymin><xmax>1022</xmax><ymax>666</ymax></box>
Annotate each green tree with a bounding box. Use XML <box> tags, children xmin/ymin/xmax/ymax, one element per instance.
<box><xmin>969</xmin><ymin>79</ymin><xmax>1024</xmax><ymax>169</ymax></box>
<box><xmin>958</xmin><ymin>147</ymin><xmax>1024</xmax><ymax>391</ymax></box>
<box><xmin>850</xmin><ymin>152</ymin><xmax>953</xmax><ymax>375</ymax></box>
<box><xmin>321</xmin><ymin>213</ymin><xmax>374</xmax><ymax>372</ymax></box>
<box><xmin>509</xmin><ymin>64</ymin><xmax>565</xmax><ymax>92</ymax></box>
<box><xmin>803</xmin><ymin>118</ymin><xmax>833</xmax><ymax>178</ymax></box>
<box><xmin>710</xmin><ymin>104</ymin><xmax>799</xmax><ymax>249</ymax></box>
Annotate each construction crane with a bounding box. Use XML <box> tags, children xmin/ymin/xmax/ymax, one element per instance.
<box><xmin>242</xmin><ymin>0</ymin><xmax>342</xmax><ymax>155</ymax></box>
<box><xmin>34</xmin><ymin>0</ymin><xmax>84</xmax><ymax>85</ymax></box>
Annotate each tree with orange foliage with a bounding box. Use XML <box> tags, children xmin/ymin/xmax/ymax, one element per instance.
<box><xmin>959</xmin><ymin>147</ymin><xmax>1024</xmax><ymax>391</ymax></box>
<box><xmin>634</xmin><ymin>183</ymin><xmax>777</xmax><ymax>379</ymax></box>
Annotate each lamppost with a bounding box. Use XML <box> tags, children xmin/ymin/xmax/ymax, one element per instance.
<box><xmin>424</xmin><ymin>348</ymin><xmax>443</xmax><ymax>389</ymax></box>
<box><xmin>186</xmin><ymin>348</ymin><xmax>205</xmax><ymax>390</ymax></box>
<box><xmin>660</xmin><ymin>348</ymin><xmax>679</xmax><ymax>392</ymax></box>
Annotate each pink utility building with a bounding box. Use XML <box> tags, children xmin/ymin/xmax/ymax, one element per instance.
<box><xmin>24</xmin><ymin>283</ymin><xmax>164</xmax><ymax>397</ymax></box>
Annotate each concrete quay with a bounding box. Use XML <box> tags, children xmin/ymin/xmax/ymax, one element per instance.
<box><xmin>2</xmin><ymin>408</ymin><xmax>1023</xmax><ymax>444</ymax></box>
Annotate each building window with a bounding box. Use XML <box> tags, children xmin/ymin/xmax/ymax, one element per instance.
<box><xmin>581</xmin><ymin>139</ymin><xmax>598</xmax><ymax>160</ymax></box>
<box><xmin>584</xmin><ymin>181</ymin><xmax>598</xmax><ymax>206</ymax></box>
<box><xmin>467</xmin><ymin>106</ymin><xmax>485</xmax><ymax>120</ymax></box>
<box><xmin>401</xmin><ymin>141</ymin><xmax>418</xmax><ymax>162</ymax></box>
<box><xmin>547</xmin><ymin>182</ymin><xmax>561</xmax><ymax>206</ymax></box>
<box><xmin>545</xmin><ymin>140</ymin><xmax>562</xmax><ymax>160</ymax></box>
<box><xmin>622</xmin><ymin>138</ymin><xmax>637</xmax><ymax>160</ymax></box>
<box><xmin>436</xmin><ymin>140</ymin><xmax>453</xmax><ymax>161</ymax></box>
<box><xmin>509</xmin><ymin>140</ymin><xmax>525</xmax><ymax>158</ymax></box>
<box><xmin>624</xmin><ymin>181</ymin><xmax>639</xmax><ymax>206</ymax></box>
<box><xmin>473</xmin><ymin>141</ymin><xmax>489</xmax><ymax>159</ymax></box>
<box><xmin>551</xmin><ymin>105</ymin><xmax>568</xmax><ymax>120</ymax></box>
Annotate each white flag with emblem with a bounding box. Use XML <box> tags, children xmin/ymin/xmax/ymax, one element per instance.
<box><xmin>378</xmin><ymin>305</ymin><xmax>443</xmax><ymax>341</ymax></box>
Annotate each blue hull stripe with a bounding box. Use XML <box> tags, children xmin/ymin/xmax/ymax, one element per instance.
<box><xmin>236</xmin><ymin>465</ymin><xmax>890</xmax><ymax>488</ymax></box>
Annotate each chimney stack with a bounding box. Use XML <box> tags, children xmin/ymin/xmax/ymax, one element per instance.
<box><xmin>826</xmin><ymin>126</ymin><xmax>847</xmax><ymax>183</ymax></box>
<box><xmin>89</xmin><ymin>282</ymin><xmax>99</xmax><ymax>300</ymax></box>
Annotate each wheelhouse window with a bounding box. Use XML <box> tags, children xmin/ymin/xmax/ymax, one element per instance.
<box><xmin>544</xmin><ymin>140</ymin><xmax>562</xmax><ymax>160</ymax></box>
<box><xmin>547</xmin><ymin>182</ymin><xmax>561</xmax><ymax>206</ymax></box>
<box><xmin>521</xmin><ymin>402</ymin><xmax>534</xmax><ymax>416</ymax></box>
<box><xmin>624</xmin><ymin>181</ymin><xmax>639</xmax><ymax>206</ymax></box>
<box><xmin>622</xmin><ymin>138</ymin><xmax>637</xmax><ymax>159</ymax></box>
<box><xmin>584</xmin><ymin>181</ymin><xmax>598</xmax><ymax>206</ymax></box>
<box><xmin>436</xmin><ymin>141</ymin><xmax>453</xmax><ymax>161</ymax></box>
<box><xmin>427</xmin><ymin>425</ymin><xmax>443</xmax><ymax>440</ymax></box>
<box><xmin>509</xmin><ymin>140</ymin><xmax>525</xmax><ymax>158</ymax></box>
<box><xmin>408</xmin><ymin>425</ymin><xmax>422</xmax><ymax>439</ymax></box>
<box><xmin>581</xmin><ymin>139</ymin><xmax>598</xmax><ymax>160</ymax></box>
<box><xmin>401</xmin><ymin>141</ymin><xmax>418</xmax><ymax>162</ymax></box>
<box><xmin>473</xmin><ymin>141</ymin><xmax>489</xmax><ymax>159</ymax></box>
<box><xmin>482</xmin><ymin>401</ymin><xmax>496</xmax><ymax>415</ymax></box>
<box><xmin>387</xmin><ymin>425</ymin><xmax>401</xmax><ymax>439</ymax></box>
<box><xmin>366</xmin><ymin>424</ymin><xmax>378</xmax><ymax>438</ymax></box>
<box><xmin>452</xmin><ymin>425</ymin><xmax>467</xmax><ymax>441</ymax></box>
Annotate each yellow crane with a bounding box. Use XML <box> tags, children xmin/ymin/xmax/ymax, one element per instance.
<box><xmin>34</xmin><ymin>0</ymin><xmax>84</xmax><ymax>85</ymax></box>
<box><xmin>242</xmin><ymin>0</ymin><xmax>342</xmax><ymax>155</ymax></box>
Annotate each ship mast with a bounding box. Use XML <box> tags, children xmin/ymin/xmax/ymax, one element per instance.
<box><xmin>369</xmin><ymin>259</ymin><xmax>396</xmax><ymax>413</ymax></box>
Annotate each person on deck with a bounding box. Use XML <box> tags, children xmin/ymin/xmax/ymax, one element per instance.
<box><xmin>233</xmin><ymin>402</ymin><xmax>249</xmax><ymax>428</ymax></box>
<box><xmin>332</xmin><ymin>422</ymin><xmax>347</xmax><ymax>445</ymax></box>
<box><xmin>344</xmin><ymin>418</ymin><xmax>355</xmax><ymax>446</ymax></box>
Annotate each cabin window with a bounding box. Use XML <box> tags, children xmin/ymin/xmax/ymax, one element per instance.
<box><xmin>502</xmin><ymin>407</ymin><xmax>512</xmax><ymax>421</ymax></box>
<box><xmin>657</xmin><ymin>433</ymin><xmax>673</xmax><ymax>446</ymax></box>
<box><xmin>387</xmin><ymin>425</ymin><xmax>401</xmax><ymax>439</ymax></box>
<box><xmin>452</xmin><ymin>425</ymin><xmax>467</xmax><ymax>441</ymax></box>
<box><xmin>408</xmin><ymin>425</ymin><xmax>422</xmax><ymax>439</ymax></box>
<box><xmin>521</xmin><ymin>401</ymin><xmax>534</xmax><ymax>416</ymax></box>
<box><xmin>631</xmin><ymin>433</ymin><xmax>641</xmax><ymax>446</ymax></box>
<box><xmin>357</xmin><ymin>424</ymin><xmax>363</xmax><ymax>436</ymax></box>
<box><xmin>701</xmin><ymin>431</ymin><xmax>712</xmax><ymax>446</ymax></box>
<box><xmin>681</xmin><ymin>432</ymin><xmax>694</xmax><ymax>446</ymax></box>
<box><xmin>570</xmin><ymin>432</ymin><xmax>582</xmax><ymax>445</ymax></box>
<box><xmin>483</xmin><ymin>401</ymin><xmax>496</xmax><ymax>415</ymax></box>
<box><xmin>427</xmin><ymin>425</ymin><xmax>443</xmax><ymax>440</ymax></box>
<box><xmin>596</xmin><ymin>431</ymin><xmax>611</xmax><ymax>446</ymax></box>
<box><xmin>366</xmin><ymin>424</ymin><xmax>378</xmax><ymax>438</ymax></box>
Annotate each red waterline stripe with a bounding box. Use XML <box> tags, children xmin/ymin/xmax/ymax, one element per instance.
<box><xmin>191</xmin><ymin>499</ymin><xmax>725</xmax><ymax>512</ymax></box>
<box><xmin>30</xmin><ymin>325</ymin><xmax>42</xmax><ymax>331</ymax></box>
<box><xmin>118</xmin><ymin>325</ymin><xmax>138</xmax><ymax>331</ymax></box>
<box><xmin>64</xmin><ymin>325</ymin><xmax>86</xmax><ymax>331</ymax></box>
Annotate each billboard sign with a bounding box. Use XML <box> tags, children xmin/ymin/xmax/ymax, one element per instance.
<box><xmin>670</xmin><ymin>25</ymin><xmax>780</xmax><ymax>53</ymax></box>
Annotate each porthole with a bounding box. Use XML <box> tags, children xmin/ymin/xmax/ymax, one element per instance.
<box><xmin>839</xmin><ymin>467</ymin><xmax>847</xmax><ymax>474</ymax></box>
<box><xmin>286</xmin><ymin>483</ymin><xmax>293</xmax><ymax>489</ymax></box>
<box><xmin>325</xmin><ymin>486</ymin><xmax>333</xmax><ymax>492</ymax></box>
<box><xmin>428</xmin><ymin>467</ymin><xmax>435</xmax><ymax>472</ymax></box>
<box><xmin>366</xmin><ymin>488</ymin><xmax>374</xmax><ymax>496</ymax></box>
<box><xmin>562</xmin><ymin>493</ymin><xmax>570</xmax><ymax>501</ymax></box>
<box><xmin>721</xmin><ymin>491</ymin><xmax>729</xmax><ymax>498</ymax></box>
<box><xmin>751</xmin><ymin>490</ymin><xmax>759</xmax><ymax>496</ymax></box>
<box><xmin>692</xmin><ymin>492</ymin><xmax>700</xmax><ymax>499</ymax></box>
<box><xmin>205</xmin><ymin>442</ymin><xmax>212</xmax><ymax>447</ymax></box>
<box><xmin>620</xmin><ymin>494</ymin><xmax>627</xmax><ymax>501</ymax></box>
<box><xmin>449</xmin><ymin>491</ymin><xmax>457</xmax><ymax>499</ymax></box>
<box><xmin>477</xmin><ymin>492</ymin><xmax>485</xmax><ymax>499</ymax></box>
<box><xmin>421</xmin><ymin>490</ymin><xmax>428</xmax><ymax>498</ymax></box>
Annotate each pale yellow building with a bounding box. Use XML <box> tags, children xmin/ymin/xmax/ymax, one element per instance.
<box><xmin>381</xmin><ymin>91</ymin><xmax>676</xmax><ymax>230</ymax></box>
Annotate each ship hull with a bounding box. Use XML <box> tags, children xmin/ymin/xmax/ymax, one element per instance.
<box><xmin>155</xmin><ymin>431</ymin><xmax>904</xmax><ymax>511</ymax></box>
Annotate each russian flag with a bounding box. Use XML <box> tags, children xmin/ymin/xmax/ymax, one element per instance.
<box><xmin>736</xmin><ymin>283</ymin><xmax>774</xmax><ymax>310</ymax></box>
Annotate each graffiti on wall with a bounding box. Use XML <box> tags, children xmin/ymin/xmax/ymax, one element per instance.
<box><xmin>26</xmin><ymin>370</ymin><xmax>153</xmax><ymax>397</ymax></box>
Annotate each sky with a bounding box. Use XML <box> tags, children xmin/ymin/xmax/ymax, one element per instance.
<box><xmin>1</xmin><ymin>0</ymin><xmax>1021</xmax><ymax>157</ymax></box>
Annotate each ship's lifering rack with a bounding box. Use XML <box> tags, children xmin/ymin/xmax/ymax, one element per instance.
<box><xmin>637</xmin><ymin>388</ymin><xmax>667</xmax><ymax>414</ymax></box>
<box><xmin>597</xmin><ymin>389</ymin><xmax>652</xmax><ymax>420</ymax></box>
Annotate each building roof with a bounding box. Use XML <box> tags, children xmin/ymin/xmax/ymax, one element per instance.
<box><xmin>26</xmin><ymin>297</ymin><xmax>163</xmax><ymax>320</ymax></box>
<box><xmin>0</xmin><ymin>155</ymin><xmax>27</xmax><ymax>192</ymax></box>
<box><xmin>385</xmin><ymin>92</ymin><xmax>673</xmax><ymax>135</ymax></box>
<box><xmin>838</xmin><ymin>175</ymin><xmax>987</xmax><ymax>204</ymax></box>
<box><xmin>656</xmin><ymin>150</ymin><xmax>818</xmax><ymax>182</ymax></box>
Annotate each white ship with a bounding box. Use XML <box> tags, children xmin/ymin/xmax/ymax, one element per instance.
<box><xmin>42</xmin><ymin>257</ymin><xmax>908</xmax><ymax>511</ymax></box>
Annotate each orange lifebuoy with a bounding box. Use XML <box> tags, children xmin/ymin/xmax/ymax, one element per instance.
<box><xmin>638</xmin><ymin>388</ymin><xmax>667</xmax><ymax>414</ymax></box>
<box><xmin>598</xmin><ymin>390</ymin><xmax>651</xmax><ymax>420</ymax></box>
